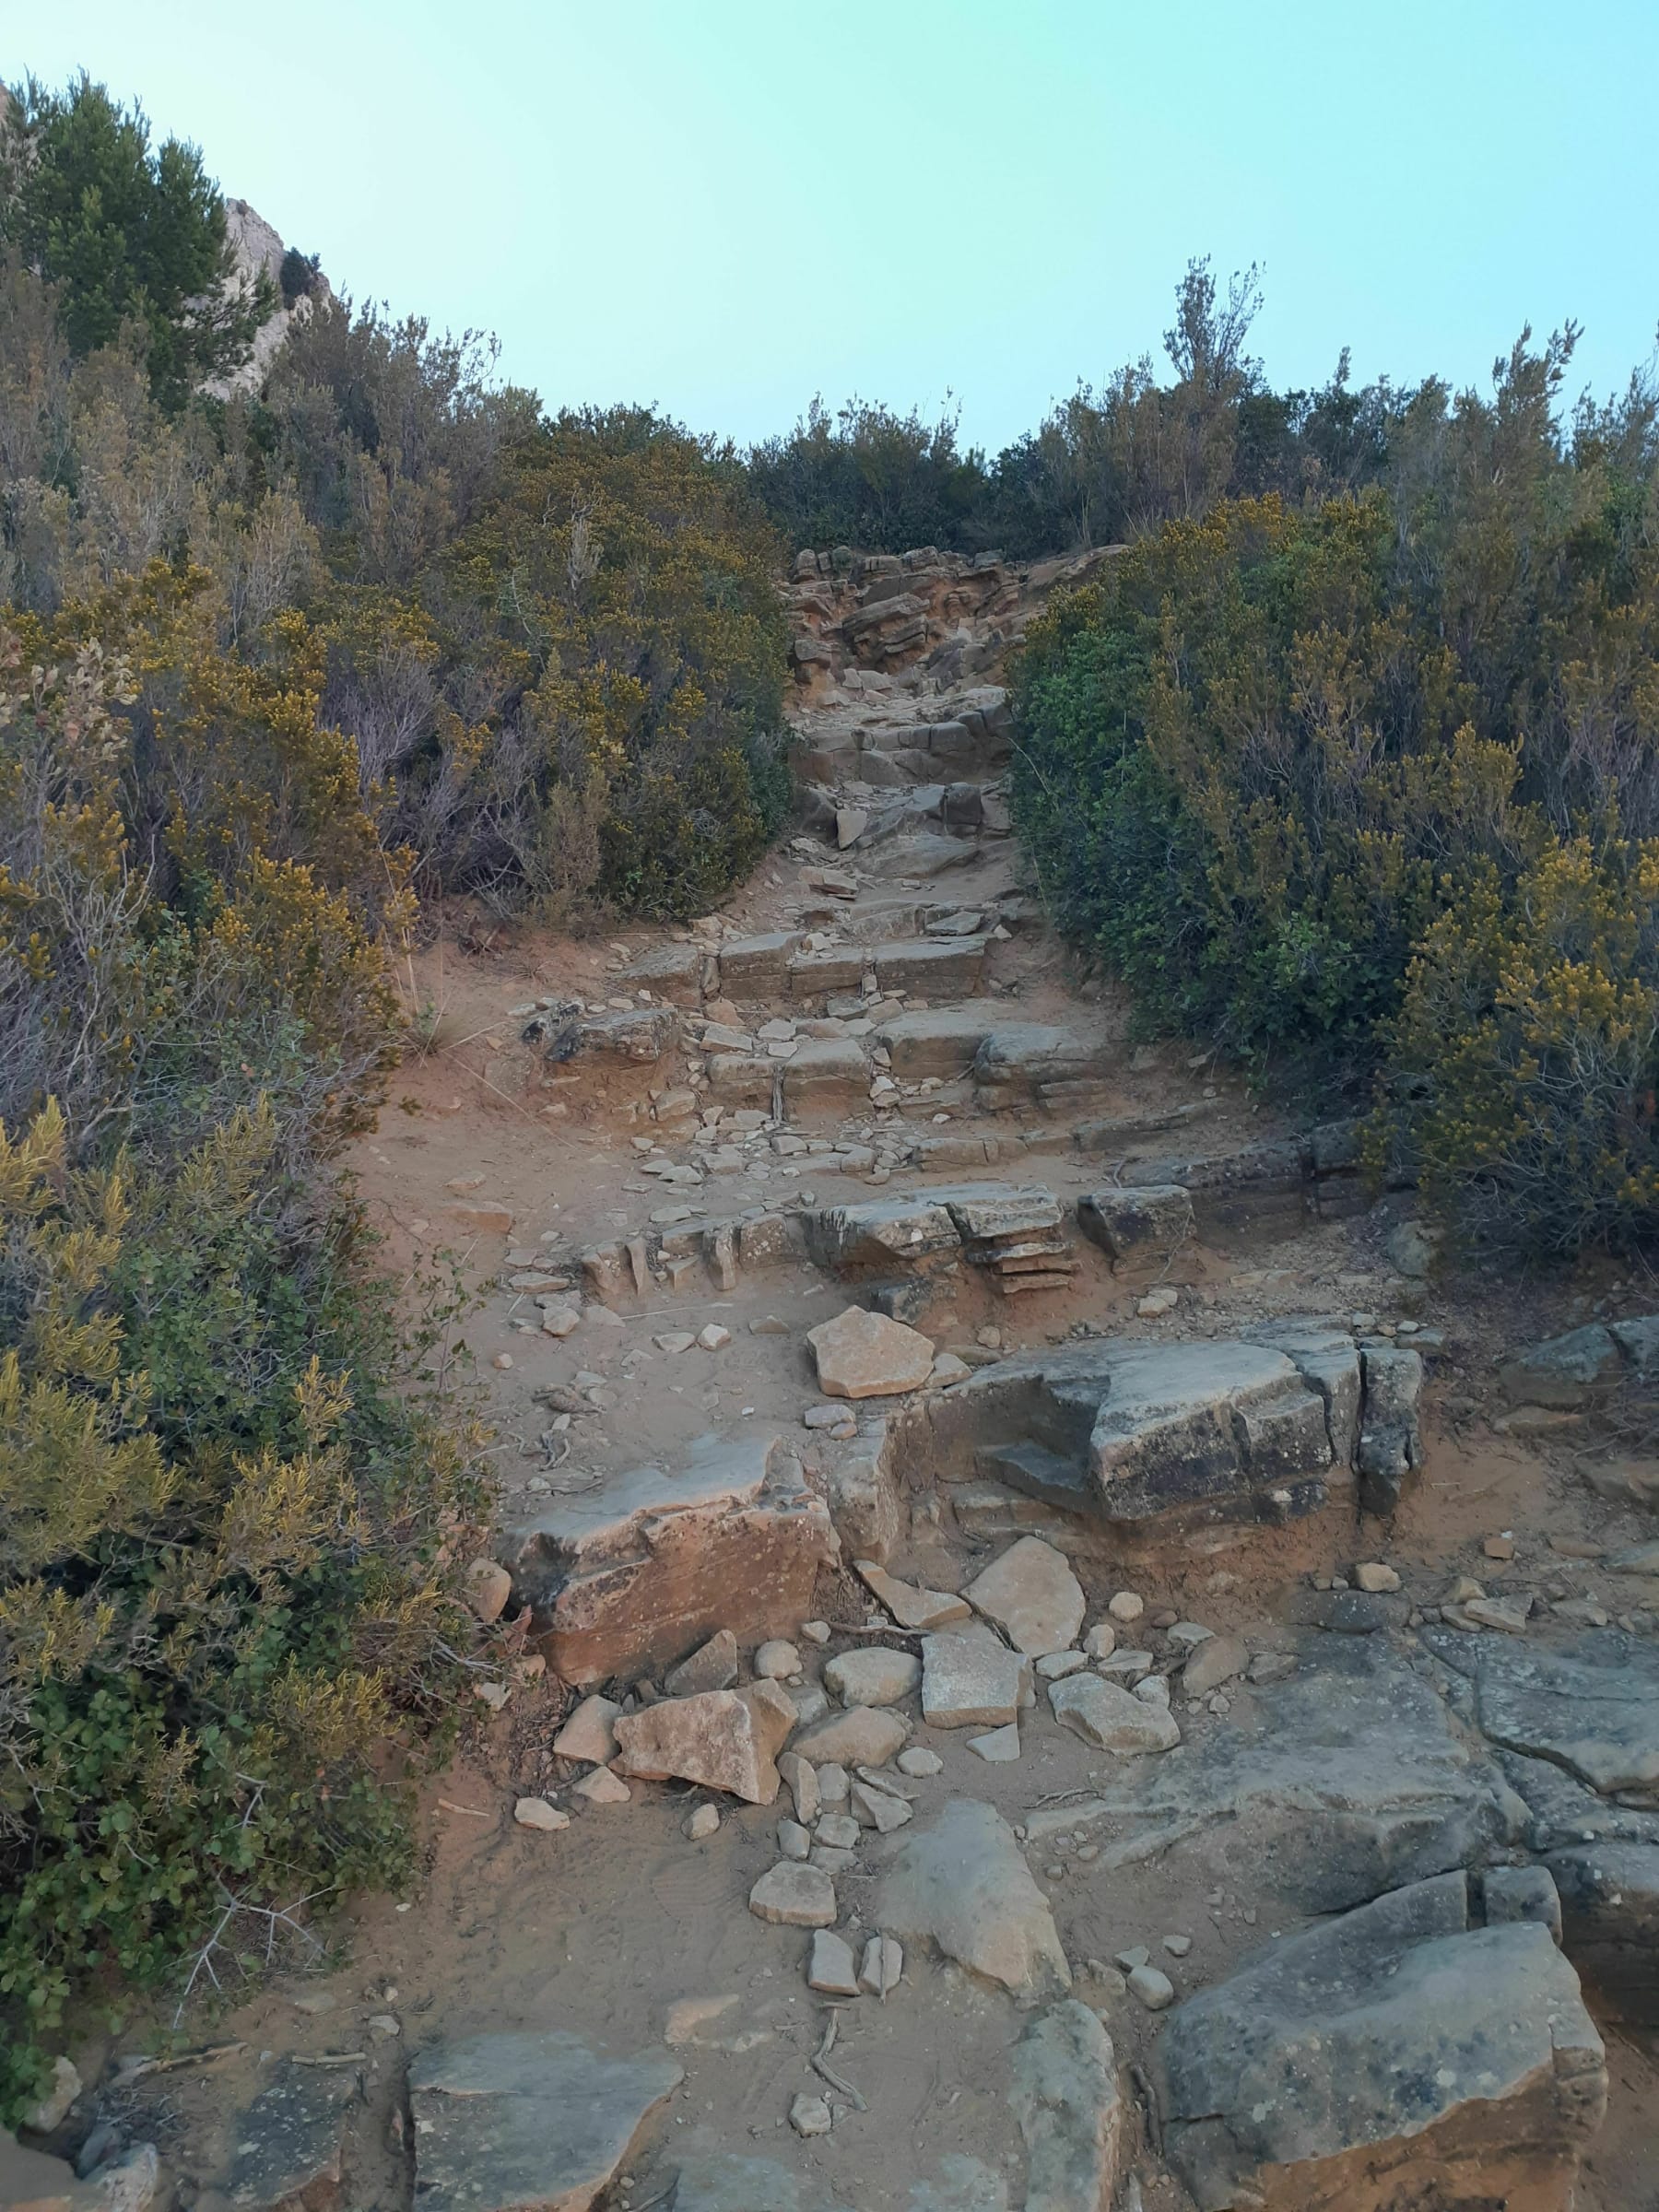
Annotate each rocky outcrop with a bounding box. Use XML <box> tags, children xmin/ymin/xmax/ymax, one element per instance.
<box><xmin>1426</xmin><ymin>1628</ymin><xmax>1659</xmax><ymax>1806</ymax></box>
<box><xmin>507</xmin><ymin>1434</ymin><xmax>836</xmax><ymax>1685</ymax></box>
<box><xmin>1500</xmin><ymin>1313</ymin><xmax>1659</xmax><ymax>1407</ymax></box>
<box><xmin>409</xmin><ymin>2030</ymin><xmax>682</xmax><ymax>2212</ymax></box>
<box><xmin>1159</xmin><ymin>1873</ymin><xmax>1606</xmax><ymax>2212</ymax></box>
<box><xmin>801</xmin><ymin>1184</ymin><xmax>1075</xmax><ymax>1296</ymax></box>
<box><xmin>1024</xmin><ymin>1641</ymin><xmax>1524</xmax><ymax>1912</ymax></box>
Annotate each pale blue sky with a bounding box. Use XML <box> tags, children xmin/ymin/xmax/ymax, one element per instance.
<box><xmin>14</xmin><ymin>1</ymin><xmax>1659</xmax><ymax>449</ymax></box>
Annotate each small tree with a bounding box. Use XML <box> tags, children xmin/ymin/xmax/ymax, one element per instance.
<box><xmin>279</xmin><ymin>245</ymin><xmax>320</xmax><ymax>308</ymax></box>
<box><xmin>0</xmin><ymin>73</ymin><xmax>272</xmax><ymax>409</ymax></box>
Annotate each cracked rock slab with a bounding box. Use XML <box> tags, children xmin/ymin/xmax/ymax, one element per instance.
<box><xmin>922</xmin><ymin>1623</ymin><xmax>1030</xmax><ymax>1728</ymax></box>
<box><xmin>1425</xmin><ymin>1626</ymin><xmax>1659</xmax><ymax>1806</ymax></box>
<box><xmin>410</xmin><ymin>2030</ymin><xmax>682</xmax><ymax>2212</ymax></box>
<box><xmin>962</xmin><ymin>1536</ymin><xmax>1084</xmax><ymax>1656</ymax></box>
<box><xmin>1159</xmin><ymin>1873</ymin><xmax>1606</xmax><ymax>2212</ymax></box>
<box><xmin>613</xmin><ymin>1682</ymin><xmax>796</xmax><ymax>1804</ymax></box>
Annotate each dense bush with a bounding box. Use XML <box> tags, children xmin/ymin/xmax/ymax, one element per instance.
<box><xmin>0</xmin><ymin>618</ymin><xmax>482</xmax><ymax>2114</ymax></box>
<box><xmin>1011</xmin><ymin>328</ymin><xmax>1659</xmax><ymax>1254</ymax></box>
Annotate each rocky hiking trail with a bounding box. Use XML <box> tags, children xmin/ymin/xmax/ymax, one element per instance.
<box><xmin>28</xmin><ymin>546</ymin><xmax>1659</xmax><ymax>2212</ymax></box>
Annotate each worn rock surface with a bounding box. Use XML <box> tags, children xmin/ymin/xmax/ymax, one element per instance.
<box><xmin>1547</xmin><ymin>1842</ymin><xmax>1659</xmax><ymax>2022</ymax></box>
<box><xmin>1009</xmin><ymin>2000</ymin><xmax>1123</xmax><ymax>2212</ymax></box>
<box><xmin>921</xmin><ymin>1622</ymin><xmax>1029</xmax><ymax>1727</ymax></box>
<box><xmin>224</xmin><ymin>2059</ymin><xmax>359</xmax><ymax>2211</ymax></box>
<box><xmin>1048</xmin><ymin>1672</ymin><xmax>1181</xmax><ymax>1755</ymax></box>
<box><xmin>1159</xmin><ymin>1873</ymin><xmax>1606</xmax><ymax>2212</ymax></box>
<box><xmin>877</xmin><ymin>1798</ymin><xmax>1069</xmax><ymax>2003</ymax></box>
<box><xmin>1427</xmin><ymin>1628</ymin><xmax>1659</xmax><ymax>1806</ymax></box>
<box><xmin>824</xmin><ymin>1647</ymin><xmax>922</xmax><ymax>1707</ymax></box>
<box><xmin>510</xmin><ymin>1433</ymin><xmax>835</xmax><ymax>1684</ymax></box>
<box><xmin>410</xmin><ymin>2030</ymin><xmax>682</xmax><ymax>2212</ymax></box>
<box><xmin>1025</xmin><ymin>1641</ymin><xmax>1524</xmax><ymax>1911</ymax></box>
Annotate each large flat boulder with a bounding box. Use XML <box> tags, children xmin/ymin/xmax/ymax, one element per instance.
<box><xmin>808</xmin><ymin>1306</ymin><xmax>935</xmax><ymax>1398</ymax></box>
<box><xmin>509</xmin><ymin>1434</ymin><xmax>836</xmax><ymax>1686</ymax></box>
<box><xmin>1024</xmin><ymin>1641</ymin><xmax>1524</xmax><ymax>1912</ymax></box>
<box><xmin>410</xmin><ymin>2030</ymin><xmax>682</xmax><ymax>2212</ymax></box>
<box><xmin>1159</xmin><ymin>1874</ymin><xmax>1606</xmax><ymax>2212</ymax></box>
<box><xmin>877</xmin><ymin>1799</ymin><xmax>1070</xmax><ymax>2003</ymax></box>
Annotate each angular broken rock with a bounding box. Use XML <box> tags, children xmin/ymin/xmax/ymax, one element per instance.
<box><xmin>748</xmin><ymin>1862</ymin><xmax>837</xmax><ymax>1927</ymax></box>
<box><xmin>1547</xmin><ymin>1841</ymin><xmax>1659</xmax><ymax>2024</ymax></box>
<box><xmin>963</xmin><ymin>1535</ymin><xmax>1085</xmax><ymax>1656</ymax></box>
<box><xmin>807</xmin><ymin>1307</ymin><xmax>936</xmax><ymax>1399</ymax></box>
<box><xmin>1049</xmin><ymin>1673</ymin><xmax>1181</xmax><ymax>1754</ymax></box>
<box><xmin>854</xmin><ymin>1559</ymin><xmax>971</xmax><ymax>1630</ymax></box>
<box><xmin>1077</xmin><ymin>1183</ymin><xmax>1194</xmax><ymax>1265</ymax></box>
<box><xmin>824</xmin><ymin>1647</ymin><xmax>922</xmax><ymax>1708</ymax></box>
<box><xmin>1182</xmin><ymin>1635</ymin><xmax>1247</xmax><ymax>1697</ymax></box>
<box><xmin>1159</xmin><ymin>1873</ymin><xmax>1606</xmax><ymax>2212</ymax></box>
<box><xmin>665</xmin><ymin>1629</ymin><xmax>739</xmax><ymax>1697</ymax></box>
<box><xmin>614</xmin><ymin>1681</ymin><xmax>796</xmax><ymax>1804</ymax></box>
<box><xmin>807</xmin><ymin>1929</ymin><xmax>861</xmax><ymax>1994</ymax></box>
<box><xmin>409</xmin><ymin>2030</ymin><xmax>682</xmax><ymax>2212</ymax></box>
<box><xmin>922</xmin><ymin>1622</ymin><xmax>1029</xmax><ymax>1728</ymax></box>
<box><xmin>223</xmin><ymin>2060</ymin><xmax>361</xmax><ymax>2212</ymax></box>
<box><xmin>778</xmin><ymin>1750</ymin><xmax>819</xmax><ymax>1825</ymax></box>
<box><xmin>851</xmin><ymin>1777</ymin><xmax>912</xmax><ymax>1832</ymax></box>
<box><xmin>877</xmin><ymin>1798</ymin><xmax>1070</xmax><ymax>2003</ymax></box>
<box><xmin>510</xmin><ymin>1433</ymin><xmax>836</xmax><ymax>1686</ymax></box>
<box><xmin>793</xmin><ymin>1705</ymin><xmax>909</xmax><ymax>1768</ymax></box>
<box><xmin>1010</xmin><ymin>2001</ymin><xmax>1123</xmax><ymax>2212</ymax></box>
<box><xmin>552</xmin><ymin>1693</ymin><xmax>621</xmax><ymax>1765</ymax></box>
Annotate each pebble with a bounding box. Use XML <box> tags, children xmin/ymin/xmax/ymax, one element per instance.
<box><xmin>1168</xmin><ymin>1621</ymin><xmax>1213</xmax><ymax>1647</ymax></box>
<box><xmin>513</xmin><ymin>1797</ymin><xmax>571</xmax><ymax>1832</ymax></box>
<box><xmin>779</xmin><ymin>1818</ymin><xmax>811</xmax><ymax>1860</ymax></box>
<box><xmin>755</xmin><ymin>1639</ymin><xmax>801</xmax><ymax>1679</ymax></box>
<box><xmin>799</xmin><ymin>1620</ymin><xmax>831</xmax><ymax>1644</ymax></box>
<box><xmin>817</xmin><ymin>1763</ymin><xmax>851</xmax><ymax>1806</ymax></box>
<box><xmin>684</xmin><ymin>1804</ymin><xmax>721</xmax><ymax>1841</ymax></box>
<box><xmin>491</xmin><ymin>1353</ymin><xmax>514</xmax><ymax>1371</ymax></box>
<box><xmin>750</xmin><ymin>1314</ymin><xmax>791</xmax><ymax>1335</ymax></box>
<box><xmin>1163</xmin><ymin>1934</ymin><xmax>1193</xmax><ymax>1958</ymax></box>
<box><xmin>699</xmin><ymin>1323</ymin><xmax>733</xmax><ymax>1350</ymax></box>
<box><xmin>897</xmin><ymin>1747</ymin><xmax>943</xmax><ymax>1778</ymax></box>
<box><xmin>1128</xmin><ymin>1964</ymin><xmax>1175</xmax><ymax>2010</ymax></box>
<box><xmin>1484</xmin><ymin>1533</ymin><xmax>1517</xmax><ymax>1561</ymax></box>
<box><xmin>1035</xmin><ymin>1649</ymin><xmax>1088</xmax><ymax>1679</ymax></box>
<box><xmin>1083</xmin><ymin>1622</ymin><xmax>1117</xmax><ymax>1659</ymax></box>
<box><xmin>790</xmin><ymin>2093</ymin><xmax>833</xmax><ymax>2137</ymax></box>
<box><xmin>1108</xmin><ymin>1591</ymin><xmax>1145</xmax><ymax>1623</ymax></box>
<box><xmin>653</xmin><ymin>1331</ymin><xmax>697</xmax><ymax>1354</ymax></box>
<box><xmin>816</xmin><ymin>1813</ymin><xmax>860</xmax><ymax>1849</ymax></box>
<box><xmin>968</xmin><ymin>1723</ymin><xmax>1021</xmax><ymax>1762</ymax></box>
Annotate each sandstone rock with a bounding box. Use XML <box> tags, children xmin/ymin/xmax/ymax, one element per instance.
<box><xmin>573</xmin><ymin>1767</ymin><xmax>630</xmax><ymax>1804</ymax></box>
<box><xmin>789</xmin><ymin>2094</ymin><xmax>832</xmax><ymax>2138</ymax></box>
<box><xmin>514</xmin><ymin>1797</ymin><xmax>571</xmax><ymax>1832</ymax></box>
<box><xmin>778</xmin><ymin>1751</ymin><xmax>819</xmax><ymax>1824</ymax></box>
<box><xmin>825</xmin><ymin>1647</ymin><xmax>922</xmax><ymax>1708</ymax></box>
<box><xmin>1182</xmin><ymin>1635</ymin><xmax>1247</xmax><ymax>1696</ymax></box>
<box><xmin>1035</xmin><ymin>1649</ymin><xmax>1087</xmax><ymax>1680</ymax></box>
<box><xmin>1500</xmin><ymin>1322</ymin><xmax>1627</xmax><ymax>1407</ymax></box>
<box><xmin>807</xmin><ymin>1931</ymin><xmax>862</xmax><ymax>1997</ymax></box>
<box><xmin>665</xmin><ymin>1630</ymin><xmax>741</xmax><ymax>1696</ymax></box>
<box><xmin>852</xmin><ymin>1777</ymin><xmax>913</xmax><ymax>1832</ymax></box>
<box><xmin>1547</xmin><ymin>1842</ymin><xmax>1659</xmax><ymax>2022</ymax></box>
<box><xmin>1025</xmin><ymin>1641</ymin><xmax>1525</xmax><ymax>1912</ymax></box>
<box><xmin>808</xmin><ymin>1307</ymin><xmax>936</xmax><ymax>1399</ymax></box>
<box><xmin>511</xmin><ymin>1432</ymin><xmax>836</xmax><ymax>1685</ymax></box>
<box><xmin>1483</xmin><ymin>1864</ymin><xmax>1562</xmax><ymax>1940</ymax></box>
<box><xmin>552</xmin><ymin>1694</ymin><xmax>622</xmax><ymax>1765</ymax></box>
<box><xmin>963</xmin><ymin>1536</ymin><xmax>1085</xmax><ymax>1656</ymax></box>
<box><xmin>794</xmin><ymin>1705</ymin><xmax>909</xmax><ymax>1768</ymax></box>
<box><xmin>1428</xmin><ymin>1629</ymin><xmax>1659</xmax><ymax>1803</ymax></box>
<box><xmin>1353</xmin><ymin>1561</ymin><xmax>1401</xmax><ymax>1593</ymax></box>
<box><xmin>410</xmin><ymin>2030</ymin><xmax>682</xmax><ymax>2212</ymax></box>
<box><xmin>748</xmin><ymin>1862</ymin><xmax>837</xmax><ymax>1927</ymax></box>
<box><xmin>877</xmin><ymin>1799</ymin><xmax>1070</xmax><ymax>2003</ymax></box>
<box><xmin>816</xmin><ymin>1814</ymin><xmax>860</xmax><ymax>1850</ymax></box>
<box><xmin>465</xmin><ymin>1558</ymin><xmax>513</xmax><ymax>1624</ymax></box>
<box><xmin>921</xmin><ymin>1623</ymin><xmax>1028</xmax><ymax>1728</ymax></box>
<box><xmin>1077</xmin><ymin>1184</ymin><xmax>1194</xmax><ymax>1265</ymax></box>
<box><xmin>898</xmin><ymin>1747</ymin><xmax>944</xmax><ymax>1778</ymax></box>
<box><xmin>1159</xmin><ymin>1874</ymin><xmax>1606</xmax><ymax>2212</ymax></box>
<box><xmin>1127</xmin><ymin>1963</ymin><xmax>1174</xmax><ymax>2010</ymax></box>
<box><xmin>969</xmin><ymin>1723</ymin><xmax>1021</xmax><ymax>1762</ymax></box>
<box><xmin>779</xmin><ymin>1818</ymin><xmax>810</xmax><ymax>1859</ymax></box>
<box><xmin>1049</xmin><ymin>1674</ymin><xmax>1181</xmax><ymax>1755</ymax></box>
<box><xmin>1010</xmin><ymin>2001</ymin><xmax>1123</xmax><ymax>2212</ymax></box>
<box><xmin>0</xmin><ymin>2127</ymin><xmax>89</xmax><ymax>2212</ymax></box>
<box><xmin>24</xmin><ymin>2055</ymin><xmax>81</xmax><ymax>2135</ymax></box>
<box><xmin>854</xmin><ymin>1559</ymin><xmax>971</xmax><ymax>1630</ymax></box>
<box><xmin>753</xmin><ymin>1639</ymin><xmax>800</xmax><ymax>1679</ymax></box>
<box><xmin>685</xmin><ymin>1804</ymin><xmax>721</xmax><ymax>1841</ymax></box>
<box><xmin>614</xmin><ymin>1682</ymin><xmax>796</xmax><ymax>1804</ymax></box>
<box><xmin>1109</xmin><ymin>1592</ymin><xmax>1144</xmax><ymax>1622</ymax></box>
<box><xmin>222</xmin><ymin>2060</ymin><xmax>360</xmax><ymax>2212</ymax></box>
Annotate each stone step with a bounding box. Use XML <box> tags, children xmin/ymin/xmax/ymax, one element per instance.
<box><xmin>978</xmin><ymin>1440</ymin><xmax>1096</xmax><ymax>1512</ymax></box>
